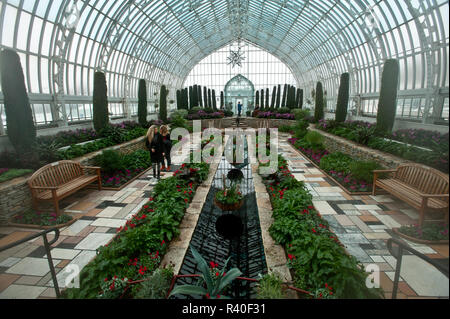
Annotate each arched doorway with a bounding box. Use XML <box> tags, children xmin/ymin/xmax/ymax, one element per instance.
<box><xmin>224</xmin><ymin>74</ymin><xmax>255</xmax><ymax>115</ymax></box>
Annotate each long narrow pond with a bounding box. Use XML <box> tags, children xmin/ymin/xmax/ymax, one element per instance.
<box><xmin>172</xmin><ymin>136</ymin><xmax>267</xmax><ymax>299</ymax></box>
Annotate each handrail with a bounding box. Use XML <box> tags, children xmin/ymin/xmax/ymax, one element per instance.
<box><xmin>0</xmin><ymin>228</ymin><xmax>61</xmax><ymax>298</ymax></box>
<box><xmin>386</xmin><ymin>237</ymin><xmax>449</xmax><ymax>299</ymax></box>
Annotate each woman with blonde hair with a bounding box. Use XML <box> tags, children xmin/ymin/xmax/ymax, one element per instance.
<box><xmin>145</xmin><ymin>125</ymin><xmax>164</xmax><ymax>180</ymax></box>
<box><xmin>160</xmin><ymin>124</ymin><xmax>172</xmax><ymax>171</ymax></box>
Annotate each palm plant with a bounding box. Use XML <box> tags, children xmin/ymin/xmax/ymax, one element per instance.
<box><xmin>169</xmin><ymin>246</ymin><xmax>242</xmax><ymax>299</ymax></box>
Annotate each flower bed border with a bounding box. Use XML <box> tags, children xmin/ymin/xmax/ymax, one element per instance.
<box><xmin>391</xmin><ymin>227</ymin><xmax>449</xmax><ymax>245</ymax></box>
<box><xmin>100</xmin><ymin>167</ymin><xmax>155</xmax><ymax>191</ymax></box>
<box><xmin>287</xmin><ymin>140</ymin><xmax>372</xmax><ymax>195</ymax></box>
<box><xmin>7</xmin><ymin>213</ymin><xmax>79</xmax><ymax>230</ymax></box>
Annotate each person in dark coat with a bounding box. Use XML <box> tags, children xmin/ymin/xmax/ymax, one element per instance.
<box><xmin>160</xmin><ymin>125</ymin><xmax>172</xmax><ymax>171</ymax></box>
<box><xmin>145</xmin><ymin>125</ymin><xmax>165</xmax><ymax>180</ymax></box>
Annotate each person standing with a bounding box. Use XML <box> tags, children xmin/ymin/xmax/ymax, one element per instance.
<box><xmin>160</xmin><ymin>125</ymin><xmax>172</xmax><ymax>171</ymax></box>
<box><xmin>145</xmin><ymin>125</ymin><xmax>165</xmax><ymax>180</ymax></box>
<box><xmin>237</xmin><ymin>101</ymin><xmax>242</xmax><ymax>117</ymax></box>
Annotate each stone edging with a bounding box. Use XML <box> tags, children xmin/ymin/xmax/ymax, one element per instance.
<box><xmin>159</xmin><ymin>135</ymin><xmax>228</xmax><ymax>275</ymax></box>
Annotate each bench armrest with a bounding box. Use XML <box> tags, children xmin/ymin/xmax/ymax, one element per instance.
<box><xmin>29</xmin><ymin>186</ymin><xmax>58</xmax><ymax>190</ymax></box>
<box><xmin>82</xmin><ymin>166</ymin><xmax>101</xmax><ymax>170</ymax></box>
<box><xmin>421</xmin><ymin>194</ymin><xmax>449</xmax><ymax>199</ymax></box>
<box><xmin>373</xmin><ymin>169</ymin><xmax>397</xmax><ymax>173</ymax></box>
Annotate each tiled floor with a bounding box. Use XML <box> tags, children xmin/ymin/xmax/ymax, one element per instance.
<box><xmin>0</xmin><ymin>131</ymin><xmax>448</xmax><ymax>299</ymax></box>
<box><xmin>276</xmin><ymin>134</ymin><xmax>449</xmax><ymax>299</ymax></box>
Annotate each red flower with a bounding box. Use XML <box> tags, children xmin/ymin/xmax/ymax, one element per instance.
<box><xmin>216</xmin><ymin>272</ymin><xmax>220</xmax><ymax>277</ymax></box>
<box><xmin>184</xmin><ymin>198</ymin><xmax>188</xmax><ymax>203</ymax></box>
<box><xmin>307</xmin><ymin>205</ymin><xmax>314</xmax><ymax>209</ymax></box>
<box><xmin>217</xmin><ymin>295</ymin><xmax>221</xmax><ymax>299</ymax></box>
<box><xmin>205</xmin><ymin>293</ymin><xmax>210</xmax><ymax>299</ymax></box>
<box><xmin>161</xmin><ymin>240</ymin><xmax>165</xmax><ymax>246</ymax></box>
<box><xmin>312</xmin><ymin>228</ymin><xmax>316</xmax><ymax>233</ymax></box>
<box><xmin>288</xmin><ymin>254</ymin><xmax>295</xmax><ymax>260</ymax></box>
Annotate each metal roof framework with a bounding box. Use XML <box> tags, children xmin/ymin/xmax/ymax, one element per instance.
<box><xmin>0</xmin><ymin>0</ymin><xmax>448</xmax><ymax>130</ymax></box>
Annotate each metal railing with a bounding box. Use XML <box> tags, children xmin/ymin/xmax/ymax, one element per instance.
<box><xmin>386</xmin><ymin>237</ymin><xmax>449</xmax><ymax>299</ymax></box>
<box><xmin>0</xmin><ymin>228</ymin><xmax>61</xmax><ymax>298</ymax></box>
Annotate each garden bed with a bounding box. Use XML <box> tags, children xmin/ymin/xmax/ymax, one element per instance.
<box><xmin>8</xmin><ymin>211</ymin><xmax>76</xmax><ymax>230</ymax></box>
<box><xmin>392</xmin><ymin>223</ymin><xmax>449</xmax><ymax>245</ymax></box>
<box><xmin>0</xmin><ymin>168</ymin><xmax>34</xmax><ymax>183</ymax></box>
<box><xmin>100</xmin><ymin>167</ymin><xmax>152</xmax><ymax>191</ymax></box>
<box><xmin>257</xmin><ymin>152</ymin><xmax>383</xmax><ymax>298</ymax></box>
<box><xmin>287</xmin><ymin>137</ymin><xmax>375</xmax><ymax>195</ymax></box>
<box><xmin>61</xmin><ymin>156</ymin><xmax>211</xmax><ymax>299</ymax></box>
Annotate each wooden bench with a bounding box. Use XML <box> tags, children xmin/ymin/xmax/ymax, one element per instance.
<box><xmin>372</xmin><ymin>163</ymin><xmax>449</xmax><ymax>226</ymax></box>
<box><xmin>28</xmin><ymin>161</ymin><xmax>102</xmax><ymax>215</ymax></box>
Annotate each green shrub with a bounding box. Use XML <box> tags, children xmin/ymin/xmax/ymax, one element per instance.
<box><xmin>93</xmin><ymin>71</ymin><xmax>109</xmax><ymax>132</ymax></box>
<box><xmin>319</xmin><ymin>152</ymin><xmax>352</xmax><ymax>174</ymax></box>
<box><xmin>293</xmin><ymin>120</ymin><xmax>309</xmax><ymax>139</ymax></box>
<box><xmin>94</xmin><ymin>150</ymin><xmax>124</xmax><ymax>174</ymax></box>
<box><xmin>256</xmin><ymin>273</ymin><xmax>286</xmax><ymax>299</ymax></box>
<box><xmin>349</xmin><ymin>161</ymin><xmax>382</xmax><ymax>183</ymax></box>
<box><xmin>278</xmin><ymin>107</ymin><xmax>291</xmax><ymax>114</ymax></box>
<box><xmin>0</xmin><ymin>48</ymin><xmax>36</xmax><ymax>153</ymax></box>
<box><xmin>335</xmin><ymin>73</ymin><xmax>350</xmax><ymax>122</ymax></box>
<box><xmin>0</xmin><ymin>168</ymin><xmax>34</xmax><ymax>183</ymax></box>
<box><xmin>305</xmin><ymin>131</ymin><xmax>324</xmax><ymax>149</ymax></box>
<box><xmin>314</xmin><ymin>82</ymin><xmax>324</xmax><ymax>122</ymax></box>
<box><xmin>376</xmin><ymin>59</ymin><xmax>399</xmax><ymax>133</ymax></box>
<box><xmin>159</xmin><ymin>85</ymin><xmax>168</xmax><ymax>122</ymax></box>
<box><xmin>132</xmin><ymin>268</ymin><xmax>174</xmax><ymax>299</ymax></box>
<box><xmin>293</xmin><ymin>109</ymin><xmax>310</xmax><ymax>120</ymax></box>
<box><xmin>138</xmin><ymin>79</ymin><xmax>148</xmax><ymax>126</ymax></box>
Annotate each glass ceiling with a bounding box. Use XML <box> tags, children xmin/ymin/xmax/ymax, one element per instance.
<box><xmin>0</xmin><ymin>0</ymin><xmax>449</xmax><ymax>128</ymax></box>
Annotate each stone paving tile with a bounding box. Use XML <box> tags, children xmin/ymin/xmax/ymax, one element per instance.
<box><xmin>74</xmin><ymin>233</ymin><xmax>115</xmax><ymax>251</ymax></box>
<box><xmin>0</xmin><ymin>257</ymin><xmax>21</xmax><ymax>268</ymax></box>
<box><xmin>0</xmin><ymin>284</ymin><xmax>47</xmax><ymax>299</ymax></box>
<box><xmin>45</xmin><ymin>248</ymin><xmax>81</xmax><ymax>260</ymax></box>
<box><xmin>90</xmin><ymin>218</ymin><xmax>127</xmax><ymax>228</ymax></box>
<box><xmin>0</xmin><ymin>274</ymin><xmax>20</xmax><ymax>293</ymax></box>
<box><xmin>60</xmin><ymin>220</ymin><xmax>93</xmax><ymax>236</ymax></box>
<box><xmin>96</xmin><ymin>206</ymin><xmax>122</xmax><ymax>218</ymax></box>
<box><xmin>14</xmin><ymin>275</ymin><xmax>42</xmax><ymax>285</ymax></box>
<box><xmin>5</xmin><ymin>257</ymin><xmax>58</xmax><ymax>276</ymax></box>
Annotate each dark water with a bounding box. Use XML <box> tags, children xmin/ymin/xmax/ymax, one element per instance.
<box><xmin>172</xmin><ymin>138</ymin><xmax>267</xmax><ymax>299</ymax></box>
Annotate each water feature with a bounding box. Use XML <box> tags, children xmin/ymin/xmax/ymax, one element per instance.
<box><xmin>172</xmin><ymin>136</ymin><xmax>267</xmax><ymax>299</ymax></box>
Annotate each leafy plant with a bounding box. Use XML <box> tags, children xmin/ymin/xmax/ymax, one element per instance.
<box><xmin>94</xmin><ymin>150</ymin><xmax>125</xmax><ymax>175</ymax></box>
<box><xmin>169</xmin><ymin>246</ymin><xmax>242</xmax><ymax>299</ymax></box>
<box><xmin>319</xmin><ymin>152</ymin><xmax>352</xmax><ymax>175</ymax></box>
<box><xmin>349</xmin><ymin>160</ymin><xmax>382</xmax><ymax>183</ymax></box>
<box><xmin>132</xmin><ymin>267</ymin><xmax>174</xmax><ymax>299</ymax></box>
<box><xmin>215</xmin><ymin>182</ymin><xmax>243</xmax><ymax>205</ymax></box>
<box><xmin>255</xmin><ymin>272</ymin><xmax>287</xmax><ymax>299</ymax></box>
<box><xmin>376</xmin><ymin>59</ymin><xmax>399</xmax><ymax>133</ymax></box>
<box><xmin>0</xmin><ymin>168</ymin><xmax>33</xmax><ymax>183</ymax></box>
<box><xmin>93</xmin><ymin>71</ymin><xmax>109</xmax><ymax>132</ymax></box>
<box><xmin>398</xmin><ymin>223</ymin><xmax>448</xmax><ymax>241</ymax></box>
<box><xmin>0</xmin><ymin>48</ymin><xmax>36</xmax><ymax>153</ymax></box>
<box><xmin>305</xmin><ymin>131</ymin><xmax>324</xmax><ymax>150</ymax></box>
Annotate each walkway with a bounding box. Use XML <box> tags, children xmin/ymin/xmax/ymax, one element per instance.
<box><xmin>277</xmin><ymin>133</ymin><xmax>449</xmax><ymax>299</ymax></box>
<box><xmin>0</xmin><ymin>132</ymin><xmax>448</xmax><ymax>299</ymax></box>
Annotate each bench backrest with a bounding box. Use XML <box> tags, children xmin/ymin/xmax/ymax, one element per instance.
<box><xmin>28</xmin><ymin>161</ymin><xmax>83</xmax><ymax>189</ymax></box>
<box><xmin>395</xmin><ymin>164</ymin><xmax>449</xmax><ymax>195</ymax></box>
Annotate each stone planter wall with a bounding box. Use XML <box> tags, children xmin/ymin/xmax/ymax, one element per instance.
<box><xmin>187</xmin><ymin>117</ymin><xmax>296</xmax><ymax>130</ymax></box>
<box><xmin>0</xmin><ymin>136</ymin><xmax>147</xmax><ymax>224</ymax></box>
<box><xmin>309</xmin><ymin>126</ymin><xmax>409</xmax><ymax>169</ymax></box>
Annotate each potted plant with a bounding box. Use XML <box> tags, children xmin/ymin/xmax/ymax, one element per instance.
<box><xmin>214</xmin><ymin>175</ymin><xmax>244</xmax><ymax>211</ymax></box>
<box><xmin>168</xmin><ymin>246</ymin><xmax>242</xmax><ymax>299</ymax></box>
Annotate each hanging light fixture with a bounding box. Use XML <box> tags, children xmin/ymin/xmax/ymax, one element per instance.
<box><xmin>227</xmin><ymin>0</ymin><xmax>246</xmax><ymax>68</ymax></box>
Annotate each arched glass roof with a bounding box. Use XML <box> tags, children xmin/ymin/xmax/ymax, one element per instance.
<box><xmin>0</xmin><ymin>0</ymin><xmax>449</xmax><ymax>129</ymax></box>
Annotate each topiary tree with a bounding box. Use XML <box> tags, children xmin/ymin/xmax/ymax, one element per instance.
<box><xmin>159</xmin><ymin>85</ymin><xmax>168</xmax><ymax>122</ymax></box>
<box><xmin>208</xmin><ymin>89</ymin><xmax>212</xmax><ymax>108</ymax></box>
<box><xmin>260</xmin><ymin>89</ymin><xmax>264</xmax><ymax>108</ymax></box>
<box><xmin>376</xmin><ymin>59</ymin><xmax>399</xmax><ymax>133</ymax></box>
<box><xmin>295</xmin><ymin>88</ymin><xmax>300</xmax><ymax>109</ymax></box>
<box><xmin>299</xmin><ymin>89</ymin><xmax>303</xmax><ymax>109</ymax></box>
<box><xmin>203</xmin><ymin>86</ymin><xmax>208</xmax><ymax>108</ymax></box>
<box><xmin>0</xmin><ymin>49</ymin><xmax>36</xmax><ymax>153</ymax></box>
<box><xmin>220</xmin><ymin>91</ymin><xmax>224</xmax><ymax>108</ymax></box>
<box><xmin>276</xmin><ymin>84</ymin><xmax>281</xmax><ymax>108</ymax></box>
<box><xmin>212</xmin><ymin>89</ymin><xmax>217</xmax><ymax>110</ymax></box>
<box><xmin>176</xmin><ymin>89</ymin><xmax>182</xmax><ymax>110</ymax></box>
<box><xmin>265</xmin><ymin>88</ymin><xmax>269</xmax><ymax>108</ymax></box>
<box><xmin>281</xmin><ymin>84</ymin><xmax>288</xmax><ymax>107</ymax></box>
<box><xmin>255</xmin><ymin>90</ymin><xmax>260</xmax><ymax>108</ymax></box>
<box><xmin>182</xmin><ymin>88</ymin><xmax>188</xmax><ymax>109</ymax></box>
<box><xmin>198</xmin><ymin>85</ymin><xmax>203</xmax><ymax>107</ymax></box>
<box><xmin>271</xmin><ymin>86</ymin><xmax>276</xmax><ymax>108</ymax></box>
<box><xmin>193</xmin><ymin>84</ymin><xmax>199</xmax><ymax>107</ymax></box>
<box><xmin>93</xmin><ymin>71</ymin><xmax>109</xmax><ymax>132</ymax></box>
<box><xmin>335</xmin><ymin>73</ymin><xmax>350</xmax><ymax>122</ymax></box>
<box><xmin>138</xmin><ymin>79</ymin><xmax>148</xmax><ymax>126</ymax></box>
<box><xmin>188</xmin><ymin>86</ymin><xmax>194</xmax><ymax>109</ymax></box>
<box><xmin>314</xmin><ymin>81</ymin><xmax>324</xmax><ymax>122</ymax></box>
